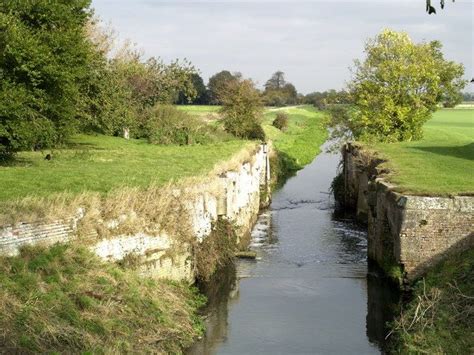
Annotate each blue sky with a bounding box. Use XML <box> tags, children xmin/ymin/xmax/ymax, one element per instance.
<box><xmin>92</xmin><ymin>0</ymin><xmax>473</xmax><ymax>94</ymax></box>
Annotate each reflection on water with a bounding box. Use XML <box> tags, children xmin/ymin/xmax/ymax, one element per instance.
<box><xmin>188</xmin><ymin>145</ymin><xmax>399</xmax><ymax>355</ymax></box>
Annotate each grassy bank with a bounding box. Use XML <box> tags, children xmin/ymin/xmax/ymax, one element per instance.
<box><xmin>0</xmin><ymin>135</ymin><xmax>251</xmax><ymax>202</ymax></box>
<box><xmin>262</xmin><ymin>105</ymin><xmax>328</xmax><ymax>171</ymax></box>
<box><xmin>372</xmin><ymin>109</ymin><xmax>473</xmax><ymax>196</ymax></box>
<box><xmin>390</xmin><ymin>248</ymin><xmax>474</xmax><ymax>353</ymax></box>
<box><xmin>0</xmin><ymin>243</ymin><xmax>205</xmax><ymax>353</ymax></box>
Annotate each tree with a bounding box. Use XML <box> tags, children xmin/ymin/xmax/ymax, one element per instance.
<box><xmin>0</xmin><ymin>0</ymin><xmax>95</xmax><ymax>157</ymax></box>
<box><xmin>220</xmin><ymin>79</ymin><xmax>265</xmax><ymax>140</ymax></box>
<box><xmin>207</xmin><ymin>70</ymin><xmax>238</xmax><ymax>105</ymax></box>
<box><xmin>264</xmin><ymin>71</ymin><xmax>286</xmax><ymax>91</ymax></box>
<box><xmin>263</xmin><ymin>71</ymin><xmax>300</xmax><ymax>106</ymax></box>
<box><xmin>176</xmin><ymin>73</ymin><xmax>208</xmax><ymax>105</ymax></box>
<box><xmin>343</xmin><ymin>29</ymin><xmax>466</xmax><ymax>142</ymax></box>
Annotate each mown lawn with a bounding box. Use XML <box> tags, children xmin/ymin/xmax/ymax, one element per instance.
<box><xmin>372</xmin><ymin>109</ymin><xmax>474</xmax><ymax>196</ymax></box>
<box><xmin>0</xmin><ymin>135</ymin><xmax>251</xmax><ymax>201</ymax></box>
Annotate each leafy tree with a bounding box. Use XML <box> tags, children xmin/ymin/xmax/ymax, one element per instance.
<box><xmin>176</xmin><ymin>73</ymin><xmax>208</xmax><ymax>104</ymax></box>
<box><xmin>207</xmin><ymin>70</ymin><xmax>239</xmax><ymax>105</ymax></box>
<box><xmin>0</xmin><ymin>0</ymin><xmax>95</xmax><ymax>157</ymax></box>
<box><xmin>342</xmin><ymin>29</ymin><xmax>466</xmax><ymax>142</ymax></box>
<box><xmin>220</xmin><ymin>79</ymin><xmax>265</xmax><ymax>140</ymax></box>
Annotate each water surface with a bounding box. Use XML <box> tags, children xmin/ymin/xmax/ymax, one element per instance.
<box><xmin>189</xmin><ymin>146</ymin><xmax>397</xmax><ymax>355</ymax></box>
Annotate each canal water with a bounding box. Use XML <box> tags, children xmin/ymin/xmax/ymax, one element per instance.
<box><xmin>188</xmin><ymin>146</ymin><xmax>399</xmax><ymax>355</ymax></box>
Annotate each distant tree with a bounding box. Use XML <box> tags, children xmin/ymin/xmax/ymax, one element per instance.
<box><xmin>176</xmin><ymin>73</ymin><xmax>208</xmax><ymax>105</ymax></box>
<box><xmin>341</xmin><ymin>29</ymin><xmax>466</xmax><ymax>142</ymax></box>
<box><xmin>264</xmin><ymin>71</ymin><xmax>286</xmax><ymax>91</ymax></box>
<box><xmin>220</xmin><ymin>79</ymin><xmax>265</xmax><ymax>140</ymax></box>
<box><xmin>263</xmin><ymin>71</ymin><xmax>300</xmax><ymax>106</ymax></box>
<box><xmin>207</xmin><ymin>70</ymin><xmax>238</xmax><ymax>105</ymax></box>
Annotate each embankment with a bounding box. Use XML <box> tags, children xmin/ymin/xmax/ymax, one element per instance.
<box><xmin>341</xmin><ymin>142</ymin><xmax>474</xmax><ymax>282</ymax></box>
<box><xmin>0</xmin><ymin>143</ymin><xmax>271</xmax><ymax>282</ymax></box>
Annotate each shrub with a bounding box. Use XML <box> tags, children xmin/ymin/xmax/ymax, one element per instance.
<box><xmin>145</xmin><ymin>105</ymin><xmax>223</xmax><ymax>145</ymax></box>
<box><xmin>272</xmin><ymin>112</ymin><xmax>289</xmax><ymax>131</ymax></box>
<box><xmin>220</xmin><ymin>79</ymin><xmax>265</xmax><ymax>141</ymax></box>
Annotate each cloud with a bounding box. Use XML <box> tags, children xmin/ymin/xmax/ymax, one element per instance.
<box><xmin>92</xmin><ymin>0</ymin><xmax>473</xmax><ymax>93</ymax></box>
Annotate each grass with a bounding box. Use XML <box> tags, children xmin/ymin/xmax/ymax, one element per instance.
<box><xmin>0</xmin><ymin>243</ymin><xmax>206</xmax><ymax>353</ymax></box>
<box><xmin>0</xmin><ymin>135</ymin><xmax>251</xmax><ymax>202</ymax></box>
<box><xmin>372</xmin><ymin>109</ymin><xmax>474</xmax><ymax>196</ymax></box>
<box><xmin>176</xmin><ymin>105</ymin><xmax>221</xmax><ymax>115</ymax></box>
<box><xmin>262</xmin><ymin>105</ymin><xmax>328</xmax><ymax>170</ymax></box>
<box><xmin>390</xmin><ymin>248</ymin><xmax>474</xmax><ymax>354</ymax></box>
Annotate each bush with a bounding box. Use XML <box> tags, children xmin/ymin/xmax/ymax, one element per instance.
<box><xmin>272</xmin><ymin>112</ymin><xmax>289</xmax><ymax>131</ymax></box>
<box><xmin>220</xmin><ymin>79</ymin><xmax>265</xmax><ymax>141</ymax></box>
<box><xmin>145</xmin><ymin>105</ymin><xmax>224</xmax><ymax>145</ymax></box>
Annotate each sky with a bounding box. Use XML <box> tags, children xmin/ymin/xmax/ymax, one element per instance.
<box><xmin>92</xmin><ymin>0</ymin><xmax>473</xmax><ymax>94</ymax></box>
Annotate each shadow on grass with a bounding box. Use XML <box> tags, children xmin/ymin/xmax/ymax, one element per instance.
<box><xmin>410</xmin><ymin>142</ymin><xmax>474</xmax><ymax>161</ymax></box>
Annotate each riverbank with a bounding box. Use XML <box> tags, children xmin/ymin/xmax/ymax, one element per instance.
<box><xmin>389</xmin><ymin>248</ymin><xmax>474</xmax><ymax>354</ymax></box>
<box><xmin>0</xmin><ymin>106</ymin><xmax>328</xmax><ymax>353</ymax></box>
<box><xmin>339</xmin><ymin>108</ymin><xmax>474</xmax><ymax>354</ymax></box>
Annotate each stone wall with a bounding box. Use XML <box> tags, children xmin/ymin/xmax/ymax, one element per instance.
<box><xmin>343</xmin><ymin>143</ymin><xmax>474</xmax><ymax>281</ymax></box>
<box><xmin>0</xmin><ymin>144</ymin><xmax>271</xmax><ymax>282</ymax></box>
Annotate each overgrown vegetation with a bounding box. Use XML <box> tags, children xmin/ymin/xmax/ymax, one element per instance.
<box><xmin>390</xmin><ymin>248</ymin><xmax>474</xmax><ymax>354</ymax></box>
<box><xmin>145</xmin><ymin>105</ymin><xmax>228</xmax><ymax>145</ymax></box>
<box><xmin>0</xmin><ymin>243</ymin><xmax>205</xmax><ymax>353</ymax></box>
<box><xmin>195</xmin><ymin>219</ymin><xmax>238</xmax><ymax>281</ymax></box>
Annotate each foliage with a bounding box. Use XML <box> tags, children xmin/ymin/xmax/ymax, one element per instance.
<box><xmin>303</xmin><ymin>90</ymin><xmax>351</xmax><ymax>110</ymax></box>
<box><xmin>220</xmin><ymin>79</ymin><xmax>265</xmax><ymax>140</ymax></box>
<box><xmin>176</xmin><ymin>73</ymin><xmax>209</xmax><ymax>105</ymax></box>
<box><xmin>272</xmin><ymin>112</ymin><xmax>289</xmax><ymax>131</ymax></box>
<box><xmin>344</xmin><ymin>29</ymin><xmax>466</xmax><ymax>143</ymax></box>
<box><xmin>390</xmin><ymin>247</ymin><xmax>474</xmax><ymax>353</ymax></box>
<box><xmin>195</xmin><ymin>219</ymin><xmax>238</xmax><ymax>281</ymax></box>
<box><xmin>145</xmin><ymin>105</ymin><xmax>224</xmax><ymax>145</ymax></box>
<box><xmin>372</xmin><ymin>109</ymin><xmax>474</xmax><ymax>196</ymax></box>
<box><xmin>0</xmin><ymin>0</ymin><xmax>95</xmax><ymax>157</ymax></box>
<box><xmin>0</xmin><ymin>243</ymin><xmax>205</xmax><ymax>353</ymax></box>
<box><xmin>207</xmin><ymin>70</ymin><xmax>239</xmax><ymax>105</ymax></box>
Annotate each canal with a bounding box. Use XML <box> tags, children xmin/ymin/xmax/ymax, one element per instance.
<box><xmin>189</xmin><ymin>144</ymin><xmax>399</xmax><ymax>354</ymax></box>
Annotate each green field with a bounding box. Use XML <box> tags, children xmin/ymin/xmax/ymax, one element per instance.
<box><xmin>373</xmin><ymin>109</ymin><xmax>474</xmax><ymax>196</ymax></box>
<box><xmin>0</xmin><ymin>135</ymin><xmax>250</xmax><ymax>202</ymax></box>
<box><xmin>0</xmin><ymin>106</ymin><xmax>328</xmax><ymax>203</ymax></box>
<box><xmin>262</xmin><ymin>106</ymin><xmax>328</xmax><ymax>169</ymax></box>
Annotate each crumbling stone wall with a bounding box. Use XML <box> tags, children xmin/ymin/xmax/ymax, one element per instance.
<box><xmin>343</xmin><ymin>143</ymin><xmax>474</xmax><ymax>281</ymax></box>
<box><xmin>0</xmin><ymin>144</ymin><xmax>272</xmax><ymax>282</ymax></box>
